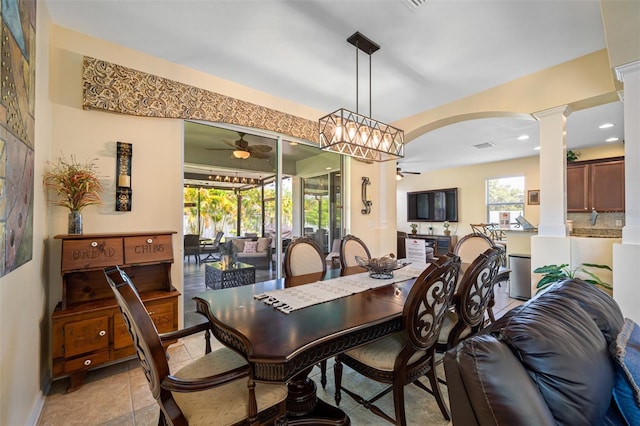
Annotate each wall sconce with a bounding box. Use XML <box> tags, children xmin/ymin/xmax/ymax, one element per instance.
<box><xmin>116</xmin><ymin>142</ymin><xmax>132</xmax><ymax>211</ymax></box>
<box><xmin>361</xmin><ymin>176</ymin><xmax>372</xmax><ymax>215</ymax></box>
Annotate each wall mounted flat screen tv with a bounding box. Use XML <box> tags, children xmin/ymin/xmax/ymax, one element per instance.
<box><xmin>407</xmin><ymin>188</ymin><xmax>458</xmax><ymax>222</ymax></box>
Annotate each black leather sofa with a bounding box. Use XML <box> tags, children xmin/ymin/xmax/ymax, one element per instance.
<box><xmin>444</xmin><ymin>278</ymin><xmax>626</xmax><ymax>425</ymax></box>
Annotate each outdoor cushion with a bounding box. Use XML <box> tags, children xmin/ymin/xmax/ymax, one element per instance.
<box><xmin>243</xmin><ymin>241</ymin><xmax>258</xmax><ymax>253</ymax></box>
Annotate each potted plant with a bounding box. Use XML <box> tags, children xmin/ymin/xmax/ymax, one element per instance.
<box><xmin>443</xmin><ymin>221</ymin><xmax>451</xmax><ymax>236</ymax></box>
<box><xmin>534</xmin><ymin>263</ymin><xmax>612</xmax><ymax>294</ymax></box>
<box><xmin>43</xmin><ymin>155</ymin><xmax>103</xmax><ymax>234</ymax></box>
<box><xmin>410</xmin><ymin>224</ymin><xmax>418</xmax><ymax>235</ymax></box>
<box><xmin>567</xmin><ymin>150</ymin><xmax>581</xmax><ymax>162</ymax></box>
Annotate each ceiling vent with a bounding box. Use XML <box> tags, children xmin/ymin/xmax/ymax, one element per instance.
<box><xmin>473</xmin><ymin>142</ymin><xmax>495</xmax><ymax>149</ymax></box>
<box><xmin>400</xmin><ymin>0</ymin><xmax>428</xmax><ymax>11</ymax></box>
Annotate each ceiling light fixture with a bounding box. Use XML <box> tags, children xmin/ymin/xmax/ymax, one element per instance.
<box><xmin>599</xmin><ymin>123</ymin><xmax>615</xmax><ymax>129</ymax></box>
<box><xmin>606</xmin><ymin>137</ymin><xmax>619</xmax><ymax>142</ymax></box>
<box><xmin>319</xmin><ymin>32</ymin><xmax>404</xmax><ymax>163</ymax></box>
<box><xmin>233</xmin><ymin>150</ymin><xmax>250</xmax><ymax>159</ymax></box>
<box><xmin>517</xmin><ymin>135</ymin><xmax>530</xmax><ymax>141</ymax></box>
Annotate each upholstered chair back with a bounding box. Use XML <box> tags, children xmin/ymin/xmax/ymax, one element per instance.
<box><xmin>340</xmin><ymin>234</ymin><xmax>371</xmax><ymax>269</ymax></box>
<box><xmin>284</xmin><ymin>237</ymin><xmax>326</xmax><ymax>283</ymax></box>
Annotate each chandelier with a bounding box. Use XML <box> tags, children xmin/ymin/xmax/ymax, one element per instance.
<box><xmin>319</xmin><ymin>32</ymin><xmax>404</xmax><ymax>162</ymax></box>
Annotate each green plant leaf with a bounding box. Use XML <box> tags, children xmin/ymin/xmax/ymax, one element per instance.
<box><xmin>581</xmin><ymin>263</ymin><xmax>612</xmax><ymax>271</ymax></box>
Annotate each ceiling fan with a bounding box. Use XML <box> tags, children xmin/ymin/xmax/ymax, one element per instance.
<box><xmin>208</xmin><ymin>132</ymin><xmax>273</xmax><ymax>159</ymax></box>
<box><xmin>396</xmin><ymin>165</ymin><xmax>421</xmax><ymax>180</ymax></box>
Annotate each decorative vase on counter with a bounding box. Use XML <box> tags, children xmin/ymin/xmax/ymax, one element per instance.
<box><xmin>68</xmin><ymin>211</ymin><xmax>83</xmax><ymax>235</ymax></box>
<box><xmin>444</xmin><ymin>230</ymin><xmax>451</xmax><ymax>236</ymax></box>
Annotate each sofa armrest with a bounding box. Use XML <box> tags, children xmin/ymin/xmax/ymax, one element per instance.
<box><xmin>445</xmin><ymin>334</ymin><xmax>555</xmax><ymax>426</ymax></box>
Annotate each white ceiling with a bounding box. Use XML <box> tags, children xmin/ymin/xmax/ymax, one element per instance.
<box><xmin>45</xmin><ymin>0</ymin><xmax>624</xmax><ymax>173</ymax></box>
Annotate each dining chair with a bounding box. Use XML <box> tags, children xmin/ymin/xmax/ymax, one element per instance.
<box><xmin>282</xmin><ymin>237</ymin><xmax>330</xmax><ymax>388</ymax></box>
<box><xmin>284</xmin><ymin>236</ymin><xmax>327</xmax><ymax>285</ymax></box>
<box><xmin>103</xmin><ymin>266</ymin><xmax>288</xmax><ymax>426</ymax></box>
<box><xmin>183</xmin><ymin>234</ymin><xmax>201</xmax><ymax>264</ymax></box>
<box><xmin>454</xmin><ymin>233</ymin><xmax>510</xmax><ymax>323</ymax></box>
<box><xmin>339</xmin><ymin>234</ymin><xmax>371</xmax><ymax>274</ymax></box>
<box><xmin>333</xmin><ymin>254</ymin><xmax>461</xmax><ymax>425</ymax></box>
<box><xmin>437</xmin><ymin>247</ymin><xmax>502</xmax><ymax>351</ymax></box>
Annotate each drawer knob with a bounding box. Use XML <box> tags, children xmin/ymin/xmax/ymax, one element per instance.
<box><xmin>99</xmin><ymin>330</ymin><xmax>106</xmax><ymax>337</ymax></box>
<box><xmin>91</xmin><ymin>241</ymin><xmax>98</xmax><ymax>247</ymax></box>
<box><xmin>84</xmin><ymin>359</ymin><xmax>92</xmax><ymax>366</ymax></box>
<box><xmin>147</xmin><ymin>238</ymin><xmax>153</xmax><ymax>244</ymax></box>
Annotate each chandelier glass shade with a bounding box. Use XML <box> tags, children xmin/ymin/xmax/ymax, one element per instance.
<box><xmin>319</xmin><ymin>108</ymin><xmax>404</xmax><ymax>162</ymax></box>
<box><xmin>233</xmin><ymin>150</ymin><xmax>250</xmax><ymax>159</ymax></box>
<box><xmin>319</xmin><ymin>31</ymin><xmax>404</xmax><ymax>162</ymax></box>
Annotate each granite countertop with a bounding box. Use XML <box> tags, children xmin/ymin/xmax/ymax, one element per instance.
<box><xmin>570</xmin><ymin>228</ymin><xmax>622</xmax><ymax>238</ymax></box>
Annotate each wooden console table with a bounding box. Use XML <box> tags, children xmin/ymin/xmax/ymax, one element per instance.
<box><xmin>52</xmin><ymin>231</ymin><xmax>179</xmax><ymax>391</ymax></box>
<box><xmin>409</xmin><ymin>234</ymin><xmax>458</xmax><ymax>255</ymax></box>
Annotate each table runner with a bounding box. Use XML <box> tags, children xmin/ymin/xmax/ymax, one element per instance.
<box><xmin>258</xmin><ymin>262</ymin><xmax>429</xmax><ymax>314</ymax></box>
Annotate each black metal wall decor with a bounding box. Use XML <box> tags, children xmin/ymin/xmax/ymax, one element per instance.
<box><xmin>116</xmin><ymin>142</ymin><xmax>132</xmax><ymax>211</ymax></box>
<box><xmin>361</xmin><ymin>176</ymin><xmax>372</xmax><ymax>214</ymax></box>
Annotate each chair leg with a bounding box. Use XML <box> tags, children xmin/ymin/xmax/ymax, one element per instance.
<box><xmin>393</xmin><ymin>375</ymin><xmax>407</xmax><ymax>426</ymax></box>
<box><xmin>427</xmin><ymin>359</ymin><xmax>451</xmax><ymax>421</ymax></box>
<box><xmin>319</xmin><ymin>359</ymin><xmax>327</xmax><ymax>389</ymax></box>
<box><xmin>333</xmin><ymin>358</ymin><xmax>343</xmax><ymax>406</ymax></box>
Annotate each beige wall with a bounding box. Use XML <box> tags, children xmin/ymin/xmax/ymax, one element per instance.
<box><xmin>396</xmin><ymin>155</ymin><xmax>541</xmax><ymax>237</ymax></box>
<box><xmin>395</xmin><ymin>143</ymin><xmax>625</xmax><ymax>240</ymax></box>
<box><xmin>0</xmin><ymin>4</ymin><xmax>51</xmax><ymax>425</ymax></box>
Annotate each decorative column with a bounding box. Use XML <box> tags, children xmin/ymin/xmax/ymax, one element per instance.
<box><xmin>613</xmin><ymin>61</ymin><xmax>640</xmax><ymax>323</ymax></box>
<box><xmin>530</xmin><ymin>106</ymin><xmax>572</xmax><ymax>295</ymax></box>
<box><xmin>533</xmin><ymin>105</ymin><xmax>571</xmax><ymax>237</ymax></box>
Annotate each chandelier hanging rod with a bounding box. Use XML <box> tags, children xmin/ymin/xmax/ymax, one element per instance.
<box><xmin>347</xmin><ymin>32</ymin><xmax>379</xmax><ymax>118</ymax></box>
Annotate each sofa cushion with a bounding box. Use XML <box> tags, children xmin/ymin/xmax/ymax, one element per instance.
<box><xmin>492</xmin><ymin>286</ymin><xmax>615</xmax><ymax>425</ymax></box>
<box><xmin>243</xmin><ymin>241</ymin><xmax>258</xmax><ymax>253</ymax></box>
<box><xmin>231</xmin><ymin>238</ymin><xmax>245</xmax><ymax>253</ymax></box>
<box><xmin>257</xmin><ymin>237</ymin><xmax>271</xmax><ymax>253</ymax></box>
<box><xmin>545</xmin><ymin>279</ymin><xmax>624</xmax><ymax>345</ymax></box>
<box><xmin>612</xmin><ymin>318</ymin><xmax>640</xmax><ymax>425</ymax></box>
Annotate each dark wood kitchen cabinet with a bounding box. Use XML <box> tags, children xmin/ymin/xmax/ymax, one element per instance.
<box><xmin>52</xmin><ymin>231</ymin><xmax>179</xmax><ymax>391</ymax></box>
<box><xmin>567</xmin><ymin>157</ymin><xmax>624</xmax><ymax>213</ymax></box>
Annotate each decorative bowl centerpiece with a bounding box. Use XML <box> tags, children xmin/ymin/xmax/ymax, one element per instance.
<box><xmin>356</xmin><ymin>254</ymin><xmax>409</xmax><ymax>279</ymax></box>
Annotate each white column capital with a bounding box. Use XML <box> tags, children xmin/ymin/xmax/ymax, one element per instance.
<box><xmin>533</xmin><ymin>105</ymin><xmax>572</xmax><ymax>120</ymax></box>
<box><xmin>615</xmin><ymin>60</ymin><xmax>640</xmax><ymax>82</ymax></box>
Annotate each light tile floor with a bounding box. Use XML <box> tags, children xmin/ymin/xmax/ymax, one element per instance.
<box><xmin>38</xmin><ymin>264</ymin><xmax>522</xmax><ymax>426</ymax></box>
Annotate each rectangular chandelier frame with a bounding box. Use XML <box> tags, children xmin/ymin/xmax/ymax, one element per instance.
<box><xmin>319</xmin><ymin>108</ymin><xmax>404</xmax><ymax>162</ymax></box>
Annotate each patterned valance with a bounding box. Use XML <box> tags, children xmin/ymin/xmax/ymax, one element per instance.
<box><xmin>82</xmin><ymin>56</ymin><xmax>318</xmax><ymax>143</ymax></box>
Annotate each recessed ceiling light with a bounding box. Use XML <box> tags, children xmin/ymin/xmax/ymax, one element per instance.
<box><xmin>325</xmin><ymin>166</ymin><xmax>332</xmax><ymax>170</ymax></box>
<box><xmin>606</xmin><ymin>137</ymin><xmax>619</xmax><ymax>142</ymax></box>
<box><xmin>534</xmin><ymin>146</ymin><xmax>541</xmax><ymax>151</ymax></box>
<box><xmin>517</xmin><ymin>135</ymin><xmax>530</xmax><ymax>141</ymax></box>
<box><xmin>599</xmin><ymin>123</ymin><xmax>615</xmax><ymax>129</ymax></box>
<box><xmin>289</xmin><ymin>141</ymin><xmax>298</xmax><ymax>146</ymax></box>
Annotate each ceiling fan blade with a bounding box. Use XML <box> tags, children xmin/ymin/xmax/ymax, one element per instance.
<box><xmin>250</xmin><ymin>150</ymin><xmax>271</xmax><ymax>159</ymax></box>
<box><xmin>404</xmin><ymin>171</ymin><xmax>421</xmax><ymax>175</ymax></box>
<box><xmin>248</xmin><ymin>144</ymin><xmax>272</xmax><ymax>152</ymax></box>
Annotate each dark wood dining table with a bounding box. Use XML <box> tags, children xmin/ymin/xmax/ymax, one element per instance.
<box><xmin>193</xmin><ymin>270</ymin><xmax>419</xmax><ymax>424</ymax></box>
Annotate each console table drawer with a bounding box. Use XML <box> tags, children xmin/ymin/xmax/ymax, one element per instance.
<box><xmin>63</xmin><ymin>316</ymin><xmax>109</xmax><ymax>358</ymax></box>
<box><xmin>146</xmin><ymin>299</ymin><xmax>177</xmax><ymax>333</ymax></box>
<box><xmin>64</xmin><ymin>350</ymin><xmax>110</xmax><ymax>373</ymax></box>
<box><xmin>61</xmin><ymin>238</ymin><xmax>124</xmax><ymax>272</ymax></box>
<box><xmin>124</xmin><ymin>235</ymin><xmax>173</xmax><ymax>264</ymax></box>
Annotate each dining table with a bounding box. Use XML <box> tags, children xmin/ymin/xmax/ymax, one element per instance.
<box><xmin>193</xmin><ymin>264</ymin><xmax>428</xmax><ymax>424</ymax></box>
